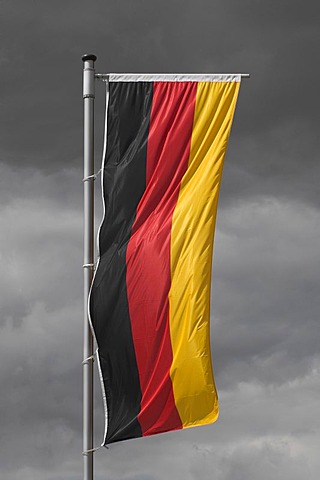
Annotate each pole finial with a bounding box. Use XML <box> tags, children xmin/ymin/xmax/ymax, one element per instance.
<box><xmin>82</xmin><ymin>54</ymin><xmax>97</xmax><ymax>62</ymax></box>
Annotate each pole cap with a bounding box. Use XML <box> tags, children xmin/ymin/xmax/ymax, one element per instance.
<box><xmin>82</xmin><ymin>54</ymin><xmax>97</xmax><ymax>62</ymax></box>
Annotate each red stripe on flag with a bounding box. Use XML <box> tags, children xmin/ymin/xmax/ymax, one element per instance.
<box><xmin>126</xmin><ymin>82</ymin><xmax>198</xmax><ymax>436</ymax></box>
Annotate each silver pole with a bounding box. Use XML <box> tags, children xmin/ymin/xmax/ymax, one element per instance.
<box><xmin>82</xmin><ymin>53</ymin><xmax>96</xmax><ymax>480</ymax></box>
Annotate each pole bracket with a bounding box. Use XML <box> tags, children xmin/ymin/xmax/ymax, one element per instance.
<box><xmin>83</xmin><ymin>263</ymin><xmax>95</xmax><ymax>270</ymax></box>
<box><xmin>83</xmin><ymin>168</ymin><xmax>101</xmax><ymax>183</ymax></box>
<box><xmin>82</xmin><ymin>353</ymin><xmax>96</xmax><ymax>366</ymax></box>
<box><xmin>82</xmin><ymin>446</ymin><xmax>101</xmax><ymax>456</ymax></box>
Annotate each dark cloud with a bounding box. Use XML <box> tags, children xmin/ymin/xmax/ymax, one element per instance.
<box><xmin>1</xmin><ymin>0</ymin><xmax>319</xmax><ymax>203</ymax></box>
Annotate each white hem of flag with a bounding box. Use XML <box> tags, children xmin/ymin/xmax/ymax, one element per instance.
<box><xmin>87</xmin><ymin>80</ymin><xmax>110</xmax><ymax>447</ymax></box>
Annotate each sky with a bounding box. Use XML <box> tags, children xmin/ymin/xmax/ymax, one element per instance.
<box><xmin>1</xmin><ymin>0</ymin><xmax>319</xmax><ymax>479</ymax></box>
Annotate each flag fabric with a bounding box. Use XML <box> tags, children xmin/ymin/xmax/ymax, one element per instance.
<box><xmin>89</xmin><ymin>74</ymin><xmax>241</xmax><ymax>445</ymax></box>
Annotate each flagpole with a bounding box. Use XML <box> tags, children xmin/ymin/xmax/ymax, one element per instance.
<box><xmin>82</xmin><ymin>53</ymin><xmax>97</xmax><ymax>480</ymax></box>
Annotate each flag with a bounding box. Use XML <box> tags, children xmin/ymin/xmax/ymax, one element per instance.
<box><xmin>89</xmin><ymin>74</ymin><xmax>241</xmax><ymax>445</ymax></box>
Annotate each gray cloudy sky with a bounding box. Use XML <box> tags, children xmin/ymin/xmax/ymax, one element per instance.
<box><xmin>1</xmin><ymin>1</ymin><xmax>319</xmax><ymax>479</ymax></box>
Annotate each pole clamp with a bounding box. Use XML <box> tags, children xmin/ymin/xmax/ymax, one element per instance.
<box><xmin>82</xmin><ymin>446</ymin><xmax>101</xmax><ymax>455</ymax></box>
<box><xmin>83</xmin><ymin>263</ymin><xmax>95</xmax><ymax>270</ymax></box>
<box><xmin>83</xmin><ymin>168</ymin><xmax>102</xmax><ymax>183</ymax></box>
<box><xmin>82</xmin><ymin>355</ymin><xmax>95</xmax><ymax>366</ymax></box>
<box><xmin>82</xmin><ymin>349</ymin><xmax>98</xmax><ymax>366</ymax></box>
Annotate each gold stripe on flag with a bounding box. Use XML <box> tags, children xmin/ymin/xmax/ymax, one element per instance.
<box><xmin>168</xmin><ymin>81</ymin><xmax>240</xmax><ymax>427</ymax></box>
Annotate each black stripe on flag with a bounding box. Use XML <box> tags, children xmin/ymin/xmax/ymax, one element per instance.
<box><xmin>90</xmin><ymin>81</ymin><xmax>153</xmax><ymax>444</ymax></box>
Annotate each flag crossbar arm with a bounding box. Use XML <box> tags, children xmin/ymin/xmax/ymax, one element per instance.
<box><xmin>95</xmin><ymin>73</ymin><xmax>250</xmax><ymax>82</ymax></box>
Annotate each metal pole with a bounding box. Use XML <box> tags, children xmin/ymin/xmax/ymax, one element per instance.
<box><xmin>82</xmin><ymin>53</ymin><xmax>96</xmax><ymax>480</ymax></box>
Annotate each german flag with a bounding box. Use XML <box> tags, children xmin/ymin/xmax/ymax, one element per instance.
<box><xmin>89</xmin><ymin>74</ymin><xmax>241</xmax><ymax>444</ymax></box>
